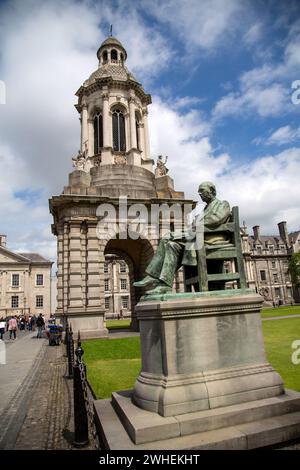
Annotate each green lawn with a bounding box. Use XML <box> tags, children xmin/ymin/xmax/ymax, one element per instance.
<box><xmin>262</xmin><ymin>317</ymin><xmax>300</xmax><ymax>392</ymax></box>
<box><xmin>105</xmin><ymin>319</ymin><xmax>132</xmax><ymax>330</ymax></box>
<box><xmin>83</xmin><ymin>337</ymin><xmax>141</xmax><ymax>398</ymax></box>
<box><xmin>261</xmin><ymin>305</ymin><xmax>300</xmax><ymax>318</ymax></box>
<box><xmin>84</xmin><ymin>317</ymin><xmax>300</xmax><ymax>399</ymax></box>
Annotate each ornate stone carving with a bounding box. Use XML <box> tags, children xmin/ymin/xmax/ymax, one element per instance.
<box><xmin>114</xmin><ymin>154</ymin><xmax>127</xmax><ymax>165</ymax></box>
<box><xmin>155</xmin><ymin>155</ymin><xmax>169</xmax><ymax>177</ymax></box>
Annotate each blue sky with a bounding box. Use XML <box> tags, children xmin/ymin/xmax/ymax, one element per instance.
<box><xmin>0</xmin><ymin>0</ymin><xmax>300</xmax><ymax>261</ymax></box>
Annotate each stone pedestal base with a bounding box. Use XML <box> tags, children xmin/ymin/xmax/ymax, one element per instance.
<box><xmin>93</xmin><ymin>290</ymin><xmax>300</xmax><ymax>448</ymax></box>
<box><xmin>133</xmin><ymin>290</ymin><xmax>283</xmax><ymax>416</ymax></box>
<box><xmin>94</xmin><ymin>389</ymin><xmax>300</xmax><ymax>449</ymax></box>
<box><xmin>57</xmin><ymin>312</ymin><xmax>108</xmax><ymax>339</ymax></box>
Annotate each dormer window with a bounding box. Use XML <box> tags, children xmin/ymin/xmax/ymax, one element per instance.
<box><xmin>111</xmin><ymin>49</ymin><xmax>118</xmax><ymax>62</ymax></box>
<box><xmin>94</xmin><ymin>112</ymin><xmax>103</xmax><ymax>154</ymax></box>
<box><xmin>112</xmin><ymin>109</ymin><xmax>126</xmax><ymax>152</ymax></box>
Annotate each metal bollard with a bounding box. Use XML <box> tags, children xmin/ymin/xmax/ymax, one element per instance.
<box><xmin>73</xmin><ymin>332</ymin><xmax>89</xmax><ymax>447</ymax></box>
<box><xmin>66</xmin><ymin>325</ymin><xmax>74</xmax><ymax>379</ymax></box>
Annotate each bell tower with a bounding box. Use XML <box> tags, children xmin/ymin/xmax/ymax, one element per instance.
<box><xmin>75</xmin><ymin>36</ymin><xmax>153</xmax><ymax>172</ymax></box>
<box><xmin>50</xmin><ymin>36</ymin><xmax>189</xmax><ymax>338</ymax></box>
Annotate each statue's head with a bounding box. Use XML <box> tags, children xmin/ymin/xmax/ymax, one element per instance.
<box><xmin>198</xmin><ymin>181</ymin><xmax>216</xmax><ymax>203</ymax></box>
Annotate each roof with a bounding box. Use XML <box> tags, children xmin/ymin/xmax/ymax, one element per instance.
<box><xmin>84</xmin><ymin>63</ymin><xmax>138</xmax><ymax>86</ymax></box>
<box><xmin>100</xmin><ymin>36</ymin><xmax>124</xmax><ymax>48</ymax></box>
<box><xmin>248</xmin><ymin>235</ymin><xmax>285</xmax><ymax>246</ymax></box>
<box><xmin>289</xmin><ymin>231</ymin><xmax>300</xmax><ymax>244</ymax></box>
<box><xmin>18</xmin><ymin>253</ymin><xmax>53</xmax><ymax>264</ymax></box>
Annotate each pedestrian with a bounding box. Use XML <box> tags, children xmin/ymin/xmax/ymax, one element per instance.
<box><xmin>36</xmin><ymin>313</ymin><xmax>45</xmax><ymax>338</ymax></box>
<box><xmin>8</xmin><ymin>316</ymin><xmax>17</xmax><ymax>340</ymax></box>
<box><xmin>0</xmin><ymin>318</ymin><xmax>6</xmax><ymax>340</ymax></box>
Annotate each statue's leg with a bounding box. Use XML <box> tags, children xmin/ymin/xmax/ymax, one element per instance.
<box><xmin>145</xmin><ymin>238</ymin><xmax>169</xmax><ymax>280</ymax></box>
<box><xmin>158</xmin><ymin>240</ymin><xmax>183</xmax><ymax>287</ymax></box>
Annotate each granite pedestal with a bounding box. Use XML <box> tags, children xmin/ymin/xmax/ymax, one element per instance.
<box><xmin>94</xmin><ymin>289</ymin><xmax>300</xmax><ymax>449</ymax></box>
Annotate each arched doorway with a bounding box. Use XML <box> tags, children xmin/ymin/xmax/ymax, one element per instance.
<box><xmin>104</xmin><ymin>237</ymin><xmax>155</xmax><ymax>330</ymax></box>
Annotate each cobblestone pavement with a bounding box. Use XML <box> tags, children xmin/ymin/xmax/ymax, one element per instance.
<box><xmin>1</xmin><ymin>341</ymin><xmax>95</xmax><ymax>450</ymax></box>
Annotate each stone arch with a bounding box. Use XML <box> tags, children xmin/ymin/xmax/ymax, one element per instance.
<box><xmin>104</xmin><ymin>235</ymin><xmax>155</xmax><ymax>329</ymax></box>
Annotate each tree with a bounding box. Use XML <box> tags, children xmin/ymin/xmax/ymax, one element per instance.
<box><xmin>288</xmin><ymin>253</ymin><xmax>300</xmax><ymax>288</ymax></box>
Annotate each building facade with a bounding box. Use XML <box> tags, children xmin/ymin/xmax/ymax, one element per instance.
<box><xmin>242</xmin><ymin>222</ymin><xmax>298</xmax><ymax>305</ymax></box>
<box><xmin>104</xmin><ymin>255</ymin><xmax>131</xmax><ymax>318</ymax></box>
<box><xmin>0</xmin><ymin>235</ymin><xmax>53</xmax><ymax>318</ymax></box>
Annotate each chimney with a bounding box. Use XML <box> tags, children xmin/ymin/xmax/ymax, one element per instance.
<box><xmin>252</xmin><ymin>225</ymin><xmax>260</xmax><ymax>241</ymax></box>
<box><xmin>0</xmin><ymin>234</ymin><xmax>7</xmax><ymax>247</ymax></box>
<box><xmin>278</xmin><ymin>221</ymin><xmax>289</xmax><ymax>246</ymax></box>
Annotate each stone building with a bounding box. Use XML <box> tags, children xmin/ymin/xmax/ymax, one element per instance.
<box><xmin>50</xmin><ymin>36</ymin><xmax>189</xmax><ymax>338</ymax></box>
<box><xmin>0</xmin><ymin>235</ymin><xmax>53</xmax><ymax>318</ymax></box>
<box><xmin>104</xmin><ymin>255</ymin><xmax>131</xmax><ymax>318</ymax></box>
<box><xmin>241</xmin><ymin>222</ymin><xmax>297</xmax><ymax>305</ymax></box>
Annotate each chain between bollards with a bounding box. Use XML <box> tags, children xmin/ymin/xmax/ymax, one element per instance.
<box><xmin>73</xmin><ymin>331</ymin><xmax>89</xmax><ymax>448</ymax></box>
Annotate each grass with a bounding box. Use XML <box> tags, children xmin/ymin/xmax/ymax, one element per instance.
<box><xmin>261</xmin><ymin>305</ymin><xmax>300</xmax><ymax>318</ymax></box>
<box><xmin>105</xmin><ymin>319</ymin><xmax>131</xmax><ymax>330</ymax></box>
<box><xmin>84</xmin><ymin>317</ymin><xmax>300</xmax><ymax>399</ymax></box>
<box><xmin>83</xmin><ymin>337</ymin><xmax>141</xmax><ymax>398</ymax></box>
<box><xmin>262</xmin><ymin>317</ymin><xmax>300</xmax><ymax>392</ymax></box>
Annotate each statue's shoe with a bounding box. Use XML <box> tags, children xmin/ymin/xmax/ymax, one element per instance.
<box><xmin>145</xmin><ymin>284</ymin><xmax>172</xmax><ymax>295</ymax></box>
<box><xmin>133</xmin><ymin>275</ymin><xmax>158</xmax><ymax>287</ymax></box>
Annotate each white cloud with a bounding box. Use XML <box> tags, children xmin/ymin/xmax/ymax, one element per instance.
<box><xmin>213</xmin><ymin>83</ymin><xmax>288</xmax><ymax>119</ymax></box>
<box><xmin>142</xmin><ymin>0</ymin><xmax>250</xmax><ymax>53</ymax></box>
<box><xmin>266</xmin><ymin>125</ymin><xmax>300</xmax><ymax>145</ymax></box>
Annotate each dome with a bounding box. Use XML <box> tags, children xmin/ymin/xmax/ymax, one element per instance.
<box><xmin>83</xmin><ymin>63</ymin><xmax>139</xmax><ymax>87</ymax></box>
<box><xmin>97</xmin><ymin>36</ymin><xmax>127</xmax><ymax>61</ymax></box>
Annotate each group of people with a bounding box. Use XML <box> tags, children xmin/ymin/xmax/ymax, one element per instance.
<box><xmin>0</xmin><ymin>313</ymin><xmax>45</xmax><ymax>340</ymax></box>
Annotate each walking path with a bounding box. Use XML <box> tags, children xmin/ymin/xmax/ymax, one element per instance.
<box><xmin>0</xmin><ymin>331</ymin><xmax>87</xmax><ymax>450</ymax></box>
<box><xmin>262</xmin><ymin>314</ymin><xmax>300</xmax><ymax>321</ymax></box>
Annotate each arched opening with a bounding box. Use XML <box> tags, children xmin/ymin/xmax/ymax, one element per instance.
<box><xmin>94</xmin><ymin>112</ymin><xmax>103</xmax><ymax>154</ymax></box>
<box><xmin>111</xmin><ymin>49</ymin><xmax>118</xmax><ymax>61</ymax></box>
<box><xmin>104</xmin><ymin>237</ymin><xmax>154</xmax><ymax>329</ymax></box>
<box><xmin>112</xmin><ymin>108</ymin><xmax>126</xmax><ymax>152</ymax></box>
<box><xmin>102</xmin><ymin>50</ymin><xmax>108</xmax><ymax>63</ymax></box>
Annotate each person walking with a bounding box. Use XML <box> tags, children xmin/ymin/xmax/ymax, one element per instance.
<box><xmin>0</xmin><ymin>318</ymin><xmax>6</xmax><ymax>340</ymax></box>
<box><xmin>8</xmin><ymin>316</ymin><xmax>17</xmax><ymax>340</ymax></box>
<box><xmin>36</xmin><ymin>313</ymin><xmax>45</xmax><ymax>339</ymax></box>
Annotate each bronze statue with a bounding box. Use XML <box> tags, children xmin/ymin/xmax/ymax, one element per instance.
<box><xmin>133</xmin><ymin>181</ymin><xmax>231</xmax><ymax>294</ymax></box>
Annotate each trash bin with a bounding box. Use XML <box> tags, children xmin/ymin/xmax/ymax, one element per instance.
<box><xmin>47</xmin><ymin>324</ymin><xmax>63</xmax><ymax>346</ymax></box>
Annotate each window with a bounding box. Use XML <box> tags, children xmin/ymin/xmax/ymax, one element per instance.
<box><xmin>12</xmin><ymin>274</ymin><xmax>20</xmax><ymax>287</ymax></box>
<box><xmin>121</xmin><ymin>296</ymin><xmax>129</xmax><ymax>309</ymax></box>
<box><xmin>287</xmin><ymin>287</ymin><xmax>292</xmax><ymax>297</ymax></box>
<box><xmin>102</xmin><ymin>50</ymin><xmax>108</xmax><ymax>63</ymax></box>
<box><xmin>105</xmin><ymin>279</ymin><xmax>109</xmax><ymax>292</ymax></box>
<box><xmin>120</xmin><ymin>279</ymin><xmax>127</xmax><ymax>290</ymax></box>
<box><xmin>260</xmin><ymin>270</ymin><xmax>266</xmax><ymax>281</ymax></box>
<box><xmin>280</xmin><ymin>245</ymin><xmax>285</xmax><ymax>252</ymax></box>
<box><xmin>269</xmin><ymin>245</ymin><xmax>274</xmax><ymax>254</ymax></box>
<box><xmin>111</xmin><ymin>49</ymin><xmax>118</xmax><ymax>61</ymax></box>
<box><xmin>256</xmin><ymin>245</ymin><xmax>262</xmax><ymax>254</ymax></box>
<box><xmin>105</xmin><ymin>297</ymin><xmax>110</xmax><ymax>309</ymax></box>
<box><xmin>36</xmin><ymin>295</ymin><xmax>43</xmax><ymax>308</ymax></box>
<box><xmin>104</xmin><ymin>263</ymin><xmax>109</xmax><ymax>274</ymax></box>
<box><xmin>273</xmin><ymin>273</ymin><xmax>279</xmax><ymax>283</ymax></box>
<box><xmin>94</xmin><ymin>112</ymin><xmax>103</xmax><ymax>154</ymax></box>
<box><xmin>271</xmin><ymin>261</ymin><xmax>276</xmax><ymax>269</ymax></box>
<box><xmin>112</xmin><ymin>109</ymin><xmax>126</xmax><ymax>152</ymax></box>
<box><xmin>275</xmin><ymin>287</ymin><xmax>281</xmax><ymax>298</ymax></box>
<box><xmin>11</xmin><ymin>296</ymin><xmax>19</xmax><ymax>308</ymax></box>
<box><xmin>119</xmin><ymin>262</ymin><xmax>126</xmax><ymax>273</ymax></box>
<box><xmin>36</xmin><ymin>274</ymin><xmax>44</xmax><ymax>286</ymax></box>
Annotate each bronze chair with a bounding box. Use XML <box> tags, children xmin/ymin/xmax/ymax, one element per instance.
<box><xmin>184</xmin><ymin>206</ymin><xmax>247</xmax><ymax>292</ymax></box>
